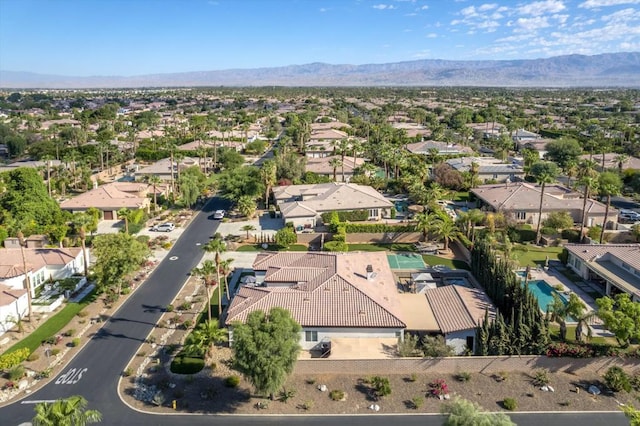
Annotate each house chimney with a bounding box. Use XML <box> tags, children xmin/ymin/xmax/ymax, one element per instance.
<box><xmin>366</xmin><ymin>264</ymin><xmax>374</xmax><ymax>281</ymax></box>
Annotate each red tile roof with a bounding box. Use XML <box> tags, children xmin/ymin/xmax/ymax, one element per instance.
<box><xmin>425</xmin><ymin>285</ymin><xmax>495</xmax><ymax>334</ymax></box>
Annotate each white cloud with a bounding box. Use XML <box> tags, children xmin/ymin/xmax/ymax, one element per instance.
<box><xmin>478</xmin><ymin>3</ymin><xmax>498</xmax><ymax>11</ymax></box>
<box><xmin>412</xmin><ymin>50</ymin><xmax>431</xmax><ymax>58</ymax></box>
<box><xmin>601</xmin><ymin>7</ymin><xmax>640</xmax><ymax>23</ymax></box>
<box><xmin>426</xmin><ymin>33</ymin><xmax>438</xmax><ymax>38</ymax></box>
<box><xmin>373</xmin><ymin>4</ymin><xmax>396</xmax><ymax>10</ymax></box>
<box><xmin>461</xmin><ymin>6</ymin><xmax>477</xmax><ymax>16</ymax></box>
<box><xmin>319</xmin><ymin>8</ymin><xmax>328</xmax><ymax>13</ymax></box>
<box><xmin>620</xmin><ymin>41</ymin><xmax>640</xmax><ymax>49</ymax></box>
<box><xmin>518</xmin><ymin>0</ymin><xmax>566</xmax><ymax>16</ymax></box>
<box><xmin>515</xmin><ymin>16</ymin><xmax>551</xmax><ymax>31</ymax></box>
<box><xmin>579</xmin><ymin>0</ymin><xmax>640</xmax><ymax>8</ymax></box>
<box><xmin>420</xmin><ymin>5</ymin><xmax>429</xmax><ymax>10</ymax></box>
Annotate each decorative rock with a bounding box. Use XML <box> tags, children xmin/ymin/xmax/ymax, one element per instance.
<box><xmin>368</xmin><ymin>404</ymin><xmax>380</xmax><ymax>411</ymax></box>
<box><xmin>444</xmin><ymin>394</ymin><xmax>451</xmax><ymax>400</ymax></box>
<box><xmin>17</xmin><ymin>380</ymin><xmax>28</xmax><ymax>390</ymax></box>
<box><xmin>588</xmin><ymin>385</ymin><xmax>601</xmax><ymax>395</ymax></box>
<box><xmin>540</xmin><ymin>385</ymin><xmax>549</xmax><ymax>392</ymax></box>
<box><xmin>317</xmin><ymin>384</ymin><xmax>327</xmax><ymax>392</ymax></box>
<box><xmin>548</xmin><ymin>386</ymin><xmax>555</xmax><ymax>392</ymax></box>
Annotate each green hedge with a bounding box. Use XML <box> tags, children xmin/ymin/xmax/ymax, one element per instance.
<box><xmin>0</xmin><ymin>347</ymin><xmax>30</xmax><ymax>370</ymax></box>
<box><xmin>344</xmin><ymin>223</ymin><xmax>417</xmax><ymax>233</ymax></box>
<box><xmin>321</xmin><ymin>210</ymin><xmax>369</xmax><ymax>223</ymax></box>
<box><xmin>170</xmin><ymin>355</ymin><xmax>205</xmax><ymax>374</ymax></box>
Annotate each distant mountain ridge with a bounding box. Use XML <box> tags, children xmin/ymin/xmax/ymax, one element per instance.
<box><xmin>1</xmin><ymin>52</ymin><xmax>639</xmax><ymax>88</ymax></box>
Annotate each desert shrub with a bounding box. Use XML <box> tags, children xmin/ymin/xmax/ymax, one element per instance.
<box><xmin>179</xmin><ymin>301</ymin><xmax>191</xmax><ymax>311</ymax></box>
<box><xmin>182</xmin><ymin>319</ymin><xmax>193</xmax><ymax>329</ymax></box>
<box><xmin>408</xmin><ymin>373</ymin><xmax>418</xmax><ymax>382</ymax></box>
<box><xmin>411</xmin><ymin>396</ymin><xmax>424</xmax><ymax>409</ymax></box>
<box><xmin>146</xmin><ymin>335</ymin><xmax>157</xmax><ymax>344</ymax></box>
<box><xmin>455</xmin><ymin>371</ymin><xmax>471</xmax><ymax>382</ymax></box>
<box><xmin>397</xmin><ymin>334</ymin><xmax>423</xmax><ymax>357</ymax></box>
<box><xmin>165</xmin><ymin>304</ymin><xmax>174</xmax><ymax>312</ymax></box>
<box><xmin>71</xmin><ymin>338</ymin><xmax>81</xmax><ymax>347</ymax></box>
<box><xmin>151</xmin><ymin>391</ymin><xmax>165</xmax><ymax>406</ymax></box>
<box><xmin>64</xmin><ymin>328</ymin><xmax>76</xmax><ymax>337</ymax></box>
<box><xmin>494</xmin><ymin>371</ymin><xmax>509</xmax><ymax>382</ymax></box>
<box><xmin>136</xmin><ymin>351</ymin><xmax>146</xmax><ymax>357</ymax></box>
<box><xmin>502</xmin><ymin>397</ymin><xmax>518</xmax><ymax>411</ymax></box>
<box><xmin>0</xmin><ymin>348</ymin><xmax>30</xmax><ymax>370</ymax></box>
<box><xmin>630</xmin><ymin>372</ymin><xmax>640</xmax><ymax>391</ymax></box>
<box><xmin>51</xmin><ymin>348</ymin><xmax>60</xmax><ymax>356</ymax></box>
<box><xmin>8</xmin><ymin>364</ymin><xmax>25</xmax><ymax>380</ymax></box>
<box><xmin>329</xmin><ymin>389</ymin><xmax>345</xmax><ymax>401</ymax></box>
<box><xmin>604</xmin><ymin>366</ymin><xmax>632</xmax><ymax>392</ymax></box>
<box><xmin>122</xmin><ymin>367</ymin><xmax>133</xmax><ymax>377</ymax></box>
<box><xmin>278</xmin><ymin>388</ymin><xmax>296</xmax><ymax>403</ymax></box>
<box><xmin>37</xmin><ymin>368</ymin><xmax>52</xmax><ymax>379</ymax></box>
<box><xmin>76</xmin><ymin>310</ymin><xmax>89</xmax><ymax>318</ymax></box>
<box><xmin>306</xmin><ymin>378</ymin><xmax>316</xmax><ymax>385</ymax></box>
<box><xmin>561</xmin><ymin>229</ymin><xmax>581</xmax><ymax>242</ymax></box>
<box><xmin>27</xmin><ymin>353</ymin><xmax>40</xmax><ymax>362</ymax></box>
<box><xmin>371</xmin><ymin>376</ymin><xmax>391</xmax><ymax>398</ymax></box>
<box><xmin>170</xmin><ymin>356</ymin><xmax>204</xmax><ymax>374</ymax></box>
<box><xmin>298</xmin><ymin>400</ymin><xmax>313</xmax><ymax>411</ymax></box>
<box><xmin>532</xmin><ymin>368</ymin><xmax>550</xmax><ymax>387</ymax></box>
<box><xmin>422</xmin><ymin>335</ymin><xmax>455</xmax><ymax>357</ymax></box>
<box><xmin>225</xmin><ymin>375</ymin><xmax>240</xmax><ymax>388</ymax></box>
<box><xmin>429</xmin><ymin>379</ymin><xmax>449</xmax><ymax>397</ymax></box>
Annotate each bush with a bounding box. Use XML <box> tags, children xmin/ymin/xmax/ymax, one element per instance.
<box><xmin>321</xmin><ymin>210</ymin><xmax>369</xmax><ymax>223</ymax></box>
<box><xmin>51</xmin><ymin>348</ymin><xmax>60</xmax><ymax>356</ymax></box>
<box><xmin>71</xmin><ymin>338</ymin><xmax>81</xmax><ymax>347</ymax></box>
<box><xmin>588</xmin><ymin>225</ymin><xmax>602</xmax><ymax>240</ymax></box>
<box><xmin>323</xmin><ymin>241</ymin><xmax>348</xmax><ymax>252</ymax></box>
<box><xmin>299</xmin><ymin>400</ymin><xmax>313</xmax><ymax>411</ymax></box>
<box><xmin>8</xmin><ymin>364</ymin><xmax>25</xmax><ymax>380</ymax></box>
<box><xmin>64</xmin><ymin>328</ymin><xmax>76</xmax><ymax>337</ymax></box>
<box><xmin>541</xmin><ymin>226</ymin><xmax>557</xmax><ymax>236</ymax></box>
<box><xmin>27</xmin><ymin>353</ymin><xmax>40</xmax><ymax>362</ymax></box>
<box><xmin>182</xmin><ymin>319</ymin><xmax>194</xmax><ymax>329</ymax></box>
<box><xmin>170</xmin><ymin>356</ymin><xmax>204</xmax><ymax>374</ymax></box>
<box><xmin>225</xmin><ymin>375</ymin><xmax>241</xmax><ymax>388</ymax></box>
<box><xmin>604</xmin><ymin>366</ymin><xmax>632</xmax><ymax>393</ymax></box>
<box><xmin>165</xmin><ymin>304</ymin><xmax>174</xmax><ymax>312</ymax></box>
<box><xmin>429</xmin><ymin>379</ymin><xmax>449</xmax><ymax>397</ymax></box>
<box><xmin>502</xmin><ymin>397</ymin><xmax>518</xmax><ymax>411</ymax></box>
<box><xmin>371</xmin><ymin>376</ymin><xmax>391</xmax><ymax>398</ymax></box>
<box><xmin>0</xmin><ymin>348</ymin><xmax>30</xmax><ymax>370</ymax></box>
<box><xmin>561</xmin><ymin>229</ymin><xmax>581</xmax><ymax>243</ymax></box>
<box><xmin>329</xmin><ymin>389</ymin><xmax>345</xmax><ymax>401</ymax></box>
<box><xmin>278</xmin><ymin>388</ymin><xmax>296</xmax><ymax>403</ymax></box>
<box><xmin>76</xmin><ymin>310</ymin><xmax>89</xmax><ymax>318</ymax></box>
<box><xmin>532</xmin><ymin>369</ymin><xmax>550</xmax><ymax>387</ymax></box>
<box><xmin>411</xmin><ymin>396</ymin><xmax>424</xmax><ymax>409</ymax></box>
<box><xmin>122</xmin><ymin>367</ymin><xmax>133</xmax><ymax>377</ymax></box>
<box><xmin>455</xmin><ymin>371</ymin><xmax>471</xmax><ymax>382</ymax></box>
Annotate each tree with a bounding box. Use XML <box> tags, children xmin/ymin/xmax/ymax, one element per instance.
<box><xmin>236</xmin><ymin>195</ymin><xmax>257</xmax><ymax>219</ymax></box>
<box><xmin>577</xmin><ymin>160</ymin><xmax>599</xmax><ymax>240</ymax></box>
<box><xmin>146</xmin><ymin>174</ymin><xmax>162</xmax><ymax>209</ymax></box>
<box><xmin>117</xmin><ymin>208</ymin><xmax>131</xmax><ymax>234</ymax></box>
<box><xmin>542</xmin><ymin>211</ymin><xmax>574</xmax><ymax>231</ymax></box>
<box><xmin>91</xmin><ymin>233</ymin><xmax>150</xmax><ymax>296</ymax></box>
<box><xmin>442</xmin><ymin>397</ymin><xmax>515</xmax><ymax>426</ymax></box>
<box><xmin>232</xmin><ymin>307</ymin><xmax>301</xmax><ymax>399</ymax></box>
<box><xmin>596</xmin><ymin>293</ymin><xmax>640</xmax><ymax>347</ymax></box>
<box><xmin>260</xmin><ymin>160</ymin><xmax>277</xmax><ymax>209</ymax></box>
<box><xmin>548</xmin><ymin>293</ymin><xmax>587</xmax><ymax>342</ymax></box>
<box><xmin>621</xmin><ymin>403</ymin><xmax>640</xmax><ymax>426</ymax></box>
<box><xmin>597</xmin><ymin>171</ymin><xmax>622</xmax><ymax>244</ymax></box>
<box><xmin>241</xmin><ymin>224</ymin><xmax>256</xmax><ymax>240</ymax></box>
<box><xmin>16</xmin><ymin>231</ymin><xmax>33</xmax><ymax>321</ymax></box>
<box><xmin>275</xmin><ymin>227</ymin><xmax>297</xmax><ymax>248</ymax></box>
<box><xmin>191</xmin><ymin>260</ymin><xmax>217</xmax><ymax>322</ymax></box>
<box><xmin>530</xmin><ymin>161</ymin><xmax>559</xmax><ymax>245</ymax></box>
<box><xmin>32</xmin><ymin>395</ymin><xmax>102</xmax><ymax>426</ymax></box>
<box><xmin>430</xmin><ymin>213</ymin><xmax>459</xmax><ymax>252</ymax></box>
<box><xmin>203</xmin><ymin>237</ymin><xmax>226</xmax><ymax>317</ymax></box>
<box><xmin>329</xmin><ymin>157</ymin><xmax>342</xmax><ymax>182</ymax></box>
<box><xmin>544</xmin><ymin>137</ymin><xmax>582</xmax><ymax>171</ymax></box>
<box><xmin>183</xmin><ymin>319</ymin><xmax>228</xmax><ymax>358</ymax></box>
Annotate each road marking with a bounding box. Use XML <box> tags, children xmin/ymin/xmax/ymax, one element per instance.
<box><xmin>21</xmin><ymin>399</ymin><xmax>57</xmax><ymax>404</ymax></box>
<box><xmin>54</xmin><ymin>367</ymin><xmax>88</xmax><ymax>385</ymax></box>
<box><xmin>195</xmin><ymin>242</ymin><xmax>201</xmax><ymax>246</ymax></box>
<box><xmin>169</xmin><ymin>256</ymin><xmax>178</xmax><ymax>261</ymax></box>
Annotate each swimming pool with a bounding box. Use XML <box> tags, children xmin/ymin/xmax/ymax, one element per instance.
<box><xmin>443</xmin><ymin>277</ymin><xmax>473</xmax><ymax>288</ymax></box>
<box><xmin>527</xmin><ymin>279</ymin><xmax>567</xmax><ymax>312</ymax></box>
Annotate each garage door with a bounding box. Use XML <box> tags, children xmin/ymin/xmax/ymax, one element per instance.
<box><xmin>103</xmin><ymin>211</ymin><xmax>113</xmax><ymax>220</ymax></box>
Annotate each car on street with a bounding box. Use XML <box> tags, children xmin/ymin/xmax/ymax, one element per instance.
<box><xmin>619</xmin><ymin>209</ymin><xmax>640</xmax><ymax>222</ymax></box>
<box><xmin>151</xmin><ymin>222</ymin><xmax>175</xmax><ymax>232</ymax></box>
<box><xmin>213</xmin><ymin>209</ymin><xmax>225</xmax><ymax>219</ymax></box>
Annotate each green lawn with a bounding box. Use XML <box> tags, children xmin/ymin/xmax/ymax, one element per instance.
<box><xmin>451</xmin><ymin>191</ymin><xmax>469</xmax><ymax>202</ymax></box>
<box><xmin>3</xmin><ymin>289</ymin><xmax>98</xmax><ymax>356</ymax></box>
<box><xmin>548</xmin><ymin>323</ymin><xmax>611</xmax><ymax>345</ymax></box>
<box><xmin>511</xmin><ymin>245</ymin><xmax>563</xmax><ymax>267</ymax></box>
<box><xmin>421</xmin><ymin>255</ymin><xmax>470</xmax><ymax>270</ymax></box>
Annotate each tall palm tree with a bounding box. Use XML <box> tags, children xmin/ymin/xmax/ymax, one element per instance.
<box><xmin>530</xmin><ymin>161</ymin><xmax>559</xmax><ymax>245</ymax></box>
<box><xmin>16</xmin><ymin>231</ymin><xmax>33</xmax><ymax>321</ymax></box>
<box><xmin>32</xmin><ymin>395</ymin><xmax>102</xmax><ymax>426</ymax></box>
<box><xmin>329</xmin><ymin>157</ymin><xmax>342</xmax><ymax>182</ymax></box>
<box><xmin>260</xmin><ymin>160</ymin><xmax>277</xmax><ymax>209</ymax></box>
<box><xmin>577</xmin><ymin>160</ymin><xmax>599</xmax><ymax>241</ymax></box>
<box><xmin>241</xmin><ymin>224</ymin><xmax>256</xmax><ymax>240</ymax></box>
<box><xmin>191</xmin><ymin>260</ymin><xmax>217</xmax><ymax>322</ymax></box>
<box><xmin>548</xmin><ymin>293</ymin><xmax>587</xmax><ymax>342</ymax></box>
<box><xmin>430</xmin><ymin>214</ymin><xmax>459</xmax><ymax>252</ymax></box>
<box><xmin>146</xmin><ymin>174</ymin><xmax>162</xmax><ymax>209</ymax></box>
<box><xmin>219</xmin><ymin>257</ymin><xmax>234</xmax><ymax>301</ymax></box>
<box><xmin>117</xmin><ymin>208</ymin><xmax>131</xmax><ymax>234</ymax></box>
<box><xmin>203</xmin><ymin>237</ymin><xmax>226</xmax><ymax>317</ymax></box>
<box><xmin>598</xmin><ymin>171</ymin><xmax>622</xmax><ymax>244</ymax></box>
<box><xmin>414</xmin><ymin>211</ymin><xmax>431</xmax><ymax>240</ymax></box>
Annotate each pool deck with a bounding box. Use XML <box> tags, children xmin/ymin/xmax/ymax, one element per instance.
<box><xmin>524</xmin><ymin>263</ymin><xmax>613</xmax><ymax>339</ymax></box>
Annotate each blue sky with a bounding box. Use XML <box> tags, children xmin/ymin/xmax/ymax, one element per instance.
<box><xmin>1</xmin><ymin>0</ymin><xmax>639</xmax><ymax>76</ymax></box>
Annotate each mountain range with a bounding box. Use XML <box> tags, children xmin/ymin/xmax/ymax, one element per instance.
<box><xmin>1</xmin><ymin>52</ymin><xmax>639</xmax><ymax>89</ymax></box>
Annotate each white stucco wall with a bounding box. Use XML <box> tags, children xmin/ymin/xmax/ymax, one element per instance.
<box><xmin>299</xmin><ymin>327</ymin><xmax>402</xmax><ymax>350</ymax></box>
<box><xmin>0</xmin><ymin>293</ymin><xmax>29</xmax><ymax>337</ymax></box>
<box><xmin>445</xmin><ymin>329</ymin><xmax>475</xmax><ymax>355</ymax></box>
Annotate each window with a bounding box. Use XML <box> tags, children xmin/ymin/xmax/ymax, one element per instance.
<box><xmin>466</xmin><ymin>336</ymin><xmax>474</xmax><ymax>352</ymax></box>
<box><xmin>368</xmin><ymin>208</ymin><xmax>379</xmax><ymax>219</ymax></box>
<box><xmin>305</xmin><ymin>331</ymin><xmax>318</xmax><ymax>342</ymax></box>
<box><xmin>621</xmin><ymin>262</ymin><xmax>631</xmax><ymax>271</ymax></box>
<box><xmin>516</xmin><ymin>211</ymin><xmax>526</xmax><ymax>220</ymax></box>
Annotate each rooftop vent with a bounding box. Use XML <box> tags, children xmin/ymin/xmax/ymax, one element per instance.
<box><xmin>366</xmin><ymin>264</ymin><xmax>376</xmax><ymax>281</ymax></box>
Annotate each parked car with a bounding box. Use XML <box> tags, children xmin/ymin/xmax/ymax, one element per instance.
<box><xmin>213</xmin><ymin>210</ymin><xmax>225</xmax><ymax>220</ymax></box>
<box><xmin>619</xmin><ymin>210</ymin><xmax>640</xmax><ymax>222</ymax></box>
<box><xmin>151</xmin><ymin>222</ymin><xmax>175</xmax><ymax>232</ymax></box>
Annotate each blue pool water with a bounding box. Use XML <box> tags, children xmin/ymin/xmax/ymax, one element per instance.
<box><xmin>443</xmin><ymin>277</ymin><xmax>473</xmax><ymax>288</ymax></box>
<box><xmin>394</xmin><ymin>201</ymin><xmax>409</xmax><ymax>212</ymax></box>
<box><xmin>527</xmin><ymin>279</ymin><xmax>567</xmax><ymax>312</ymax></box>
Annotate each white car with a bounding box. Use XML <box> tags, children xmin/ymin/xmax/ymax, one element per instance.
<box><xmin>213</xmin><ymin>210</ymin><xmax>225</xmax><ymax>220</ymax></box>
<box><xmin>151</xmin><ymin>222</ymin><xmax>175</xmax><ymax>232</ymax></box>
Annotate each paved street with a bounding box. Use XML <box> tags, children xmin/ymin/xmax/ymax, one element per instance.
<box><xmin>0</xmin><ymin>197</ymin><xmax>630</xmax><ymax>426</ymax></box>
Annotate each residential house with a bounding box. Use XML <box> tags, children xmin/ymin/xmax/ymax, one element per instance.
<box><xmin>0</xmin><ymin>283</ymin><xmax>28</xmax><ymax>337</ymax></box>
<box><xmin>391</xmin><ymin>122</ymin><xmax>431</xmax><ymax>139</ymax></box>
<box><xmin>306</xmin><ymin>123</ymin><xmax>350</xmax><ymax>159</ymax></box>
<box><xmin>224</xmin><ymin>251</ymin><xmax>406</xmax><ymax>353</ymax></box>
<box><xmin>446</xmin><ymin>157</ymin><xmax>524</xmax><ymax>183</ymax></box>
<box><xmin>273</xmin><ymin>182</ymin><xmax>393</xmax><ymax>229</ymax></box>
<box><xmin>580</xmin><ymin>153</ymin><xmax>640</xmax><ymax>172</ymax></box>
<box><xmin>305</xmin><ymin>156</ymin><xmax>365</xmax><ymax>182</ymax></box>
<box><xmin>405</xmin><ymin>140</ymin><xmax>473</xmax><ymax>157</ymax></box>
<box><xmin>134</xmin><ymin>156</ymin><xmax>203</xmax><ymax>182</ymax></box>
<box><xmin>471</xmin><ymin>182</ymin><xmax>616</xmax><ymax>227</ymax></box>
<box><xmin>425</xmin><ymin>285</ymin><xmax>495</xmax><ymax>354</ymax></box>
<box><xmin>466</xmin><ymin>122</ymin><xmax>504</xmax><ymax>140</ymax></box>
<box><xmin>565</xmin><ymin>244</ymin><xmax>640</xmax><ymax>302</ymax></box>
<box><xmin>512</xmin><ymin>129</ymin><xmax>551</xmax><ymax>158</ymax></box>
<box><xmin>60</xmin><ymin>181</ymin><xmax>152</xmax><ymax>220</ymax></box>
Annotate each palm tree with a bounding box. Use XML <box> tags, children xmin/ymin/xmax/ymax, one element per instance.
<box><xmin>16</xmin><ymin>231</ymin><xmax>33</xmax><ymax>321</ymax></box>
<box><xmin>530</xmin><ymin>161</ymin><xmax>560</xmax><ymax>245</ymax></box>
<box><xmin>146</xmin><ymin>174</ymin><xmax>162</xmax><ymax>209</ymax></box>
<box><xmin>577</xmin><ymin>160</ymin><xmax>599</xmax><ymax>241</ymax></box>
<box><xmin>183</xmin><ymin>319</ymin><xmax>228</xmax><ymax>359</ymax></box>
<box><xmin>237</xmin><ymin>195</ymin><xmax>257</xmax><ymax>219</ymax></box>
<box><xmin>614</xmin><ymin>153</ymin><xmax>629</xmax><ymax>173</ymax></box>
<box><xmin>203</xmin><ymin>237</ymin><xmax>226</xmax><ymax>317</ymax></box>
<box><xmin>117</xmin><ymin>208</ymin><xmax>131</xmax><ymax>234</ymax></box>
<box><xmin>191</xmin><ymin>260</ymin><xmax>217</xmax><ymax>322</ymax></box>
<box><xmin>32</xmin><ymin>395</ymin><xmax>102</xmax><ymax>426</ymax></box>
<box><xmin>260</xmin><ymin>160</ymin><xmax>277</xmax><ymax>209</ymax></box>
<box><xmin>414</xmin><ymin>212</ymin><xmax>431</xmax><ymax>240</ymax></box>
<box><xmin>598</xmin><ymin>172</ymin><xmax>622</xmax><ymax>244</ymax></box>
<box><xmin>241</xmin><ymin>224</ymin><xmax>256</xmax><ymax>241</ymax></box>
<box><xmin>430</xmin><ymin>214</ymin><xmax>459</xmax><ymax>252</ymax></box>
<box><xmin>548</xmin><ymin>293</ymin><xmax>587</xmax><ymax>342</ymax></box>
<box><xmin>219</xmin><ymin>257</ymin><xmax>234</xmax><ymax>301</ymax></box>
<box><xmin>337</xmin><ymin>138</ymin><xmax>350</xmax><ymax>182</ymax></box>
<box><xmin>329</xmin><ymin>157</ymin><xmax>342</xmax><ymax>182</ymax></box>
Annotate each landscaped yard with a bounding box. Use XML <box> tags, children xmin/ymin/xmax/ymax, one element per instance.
<box><xmin>511</xmin><ymin>245</ymin><xmax>563</xmax><ymax>267</ymax></box>
<box><xmin>421</xmin><ymin>254</ymin><xmax>470</xmax><ymax>270</ymax></box>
